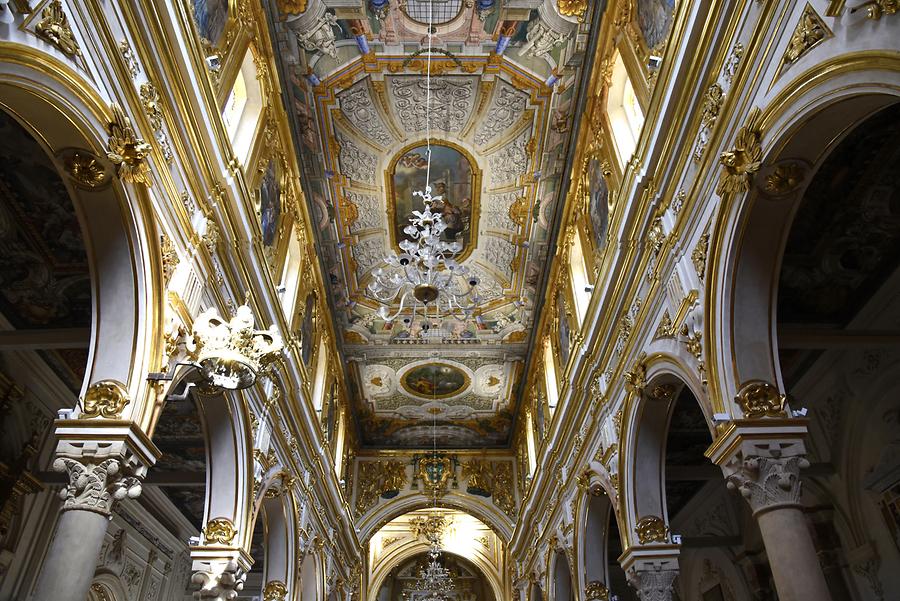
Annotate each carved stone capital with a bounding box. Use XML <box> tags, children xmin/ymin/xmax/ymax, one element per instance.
<box><xmin>626</xmin><ymin>565</ymin><xmax>678</xmax><ymax>601</ymax></box>
<box><xmin>723</xmin><ymin>450</ymin><xmax>809</xmax><ymax>515</ymax></box>
<box><xmin>191</xmin><ymin>559</ymin><xmax>247</xmax><ymax>600</ymax></box>
<box><xmin>51</xmin><ymin>420</ymin><xmax>158</xmax><ymax>516</ymax></box>
<box><xmin>53</xmin><ymin>456</ymin><xmax>142</xmax><ymax>516</ymax></box>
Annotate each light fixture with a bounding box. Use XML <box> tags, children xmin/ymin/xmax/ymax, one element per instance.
<box><xmin>366</xmin><ymin>0</ymin><xmax>479</xmax><ymax>324</ymax></box>
<box><xmin>404</xmin><ymin>543</ymin><xmax>456</xmax><ymax>601</ymax></box>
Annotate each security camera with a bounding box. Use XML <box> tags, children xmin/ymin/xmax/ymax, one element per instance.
<box><xmin>647</xmin><ymin>55</ymin><xmax>662</xmax><ymax>70</ymax></box>
<box><xmin>276</xmin><ymin>284</ymin><xmax>287</xmax><ymax>294</ymax></box>
<box><xmin>188</xmin><ymin>535</ymin><xmax>201</xmax><ymax>546</ymax></box>
<box><xmin>791</xmin><ymin>407</ymin><xmax>808</xmax><ymax>417</ymax></box>
<box><xmin>584</xmin><ymin>285</ymin><xmax>594</xmax><ymax>293</ymax></box>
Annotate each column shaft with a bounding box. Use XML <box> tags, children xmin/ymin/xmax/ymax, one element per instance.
<box><xmin>756</xmin><ymin>506</ymin><xmax>832</xmax><ymax>601</ymax></box>
<box><xmin>30</xmin><ymin>509</ymin><xmax>109</xmax><ymax>601</ymax></box>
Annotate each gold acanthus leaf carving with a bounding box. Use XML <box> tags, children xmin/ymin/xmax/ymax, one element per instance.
<box><xmin>764</xmin><ymin>161</ymin><xmax>806</xmax><ymax>196</ymax></box>
<box><xmin>161</xmin><ymin>234</ymin><xmax>179</xmax><ymax>284</ymax></box>
<box><xmin>635</xmin><ymin>515</ymin><xmax>669</xmax><ymax>544</ymax></box>
<box><xmin>735</xmin><ymin>380</ymin><xmax>787</xmax><ymax>418</ymax></box>
<box><xmin>80</xmin><ymin>380</ymin><xmax>130</xmax><ymax>419</ymax></box>
<box><xmin>784</xmin><ymin>4</ymin><xmax>830</xmax><ymax>64</ymax></box>
<box><xmin>203</xmin><ymin>517</ymin><xmax>237</xmax><ymax>545</ymax></box>
<box><xmin>557</xmin><ymin>0</ymin><xmax>587</xmax><ymax>19</ymax></box>
<box><xmin>700</xmin><ymin>83</ymin><xmax>724</xmax><ymax>128</ymax></box>
<box><xmin>35</xmin><ymin>0</ymin><xmax>81</xmax><ymax>57</ymax></box>
<box><xmin>106</xmin><ymin>104</ymin><xmax>153</xmax><ymax>186</ymax></box>
<box><xmin>263</xmin><ymin>580</ymin><xmax>288</xmax><ymax>601</ymax></box>
<box><xmin>716</xmin><ymin>107</ymin><xmax>763</xmax><ymax>198</ymax></box>
<box><xmin>691</xmin><ymin>233</ymin><xmax>709</xmax><ymax>283</ymax></box>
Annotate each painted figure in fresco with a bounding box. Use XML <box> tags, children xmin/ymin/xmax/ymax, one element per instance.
<box><xmin>637</xmin><ymin>0</ymin><xmax>676</xmax><ymax>50</ymax></box>
<box><xmin>259</xmin><ymin>160</ymin><xmax>281</xmax><ymax>248</ymax></box>
<box><xmin>587</xmin><ymin>155</ymin><xmax>609</xmax><ymax>250</ymax></box>
<box><xmin>402</xmin><ymin>363</ymin><xmax>467</xmax><ymax>398</ymax></box>
<box><xmin>192</xmin><ymin>0</ymin><xmax>229</xmax><ymax>44</ymax></box>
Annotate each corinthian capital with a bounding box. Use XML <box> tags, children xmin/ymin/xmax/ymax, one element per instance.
<box><xmin>723</xmin><ymin>449</ymin><xmax>809</xmax><ymax>515</ymax></box>
<box><xmin>626</xmin><ymin>566</ymin><xmax>678</xmax><ymax>601</ymax></box>
<box><xmin>192</xmin><ymin>559</ymin><xmax>247</xmax><ymax>600</ymax></box>
<box><xmin>54</xmin><ymin>456</ymin><xmax>142</xmax><ymax>516</ymax></box>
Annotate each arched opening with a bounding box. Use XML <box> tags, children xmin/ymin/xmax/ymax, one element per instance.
<box><xmin>529</xmin><ymin>583</ymin><xmax>544</xmax><ymax>601</ymax></box>
<box><xmin>300</xmin><ymin>552</ymin><xmax>320</xmax><ymax>600</ymax></box>
<box><xmin>376</xmin><ymin>551</ymin><xmax>496</xmax><ymax>601</ymax></box>
<box><xmin>606</xmin><ymin>51</ymin><xmax>645</xmax><ymax>167</ymax></box>
<box><xmin>772</xmin><ymin>100</ymin><xmax>900</xmax><ymax>599</ymax></box>
<box><xmin>551</xmin><ymin>551</ymin><xmax>572</xmax><ymax>601</ymax></box>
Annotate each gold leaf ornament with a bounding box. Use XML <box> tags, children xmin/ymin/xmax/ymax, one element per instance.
<box><xmin>35</xmin><ymin>0</ymin><xmax>81</xmax><ymax>57</ymax></box>
<box><xmin>80</xmin><ymin>380</ymin><xmax>130</xmax><ymax>419</ymax></box>
<box><xmin>263</xmin><ymin>581</ymin><xmax>288</xmax><ymax>601</ymax></box>
<box><xmin>203</xmin><ymin>517</ymin><xmax>237</xmax><ymax>545</ymax></box>
<box><xmin>635</xmin><ymin>515</ymin><xmax>669</xmax><ymax>544</ymax></box>
<box><xmin>106</xmin><ymin>104</ymin><xmax>153</xmax><ymax>186</ymax></box>
<box><xmin>557</xmin><ymin>0</ymin><xmax>587</xmax><ymax>19</ymax></box>
<box><xmin>735</xmin><ymin>380</ymin><xmax>787</xmax><ymax>418</ymax></box>
<box><xmin>716</xmin><ymin>107</ymin><xmax>763</xmax><ymax>198</ymax></box>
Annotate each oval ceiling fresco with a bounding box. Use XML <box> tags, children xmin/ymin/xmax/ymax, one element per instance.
<box><xmin>387</xmin><ymin>142</ymin><xmax>480</xmax><ymax>261</ymax></box>
<box><xmin>400</xmin><ymin>362</ymin><xmax>470</xmax><ymax>399</ymax></box>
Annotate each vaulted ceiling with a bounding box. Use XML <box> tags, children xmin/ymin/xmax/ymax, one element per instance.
<box><xmin>265</xmin><ymin>0</ymin><xmax>600</xmax><ymax>448</ymax></box>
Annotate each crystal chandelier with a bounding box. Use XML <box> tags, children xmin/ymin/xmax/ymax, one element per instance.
<box><xmin>368</xmin><ymin>185</ymin><xmax>480</xmax><ymax>322</ymax></box>
<box><xmin>366</xmin><ymin>0</ymin><xmax>479</xmax><ymax>324</ymax></box>
<box><xmin>404</xmin><ymin>543</ymin><xmax>456</xmax><ymax>601</ymax></box>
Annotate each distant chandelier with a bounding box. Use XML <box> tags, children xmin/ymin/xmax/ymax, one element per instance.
<box><xmin>404</xmin><ymin>543</ymin><xmax>456</xmax><ymax>601</ymax></box>
<box><xmin>366</xmin><ymin>0</ymin><xmax>479</xmax><ymax>323</ymax></box>
<box><xmin>368</xmin><ymin>185</ymin><xmax>480</xmax><ymax>322</ymax></box>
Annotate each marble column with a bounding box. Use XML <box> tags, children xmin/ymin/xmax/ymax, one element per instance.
<box><xmin>31</xmin><ymin>454</ymin><xmax>144</xmax><ymax>601</ymax></box>
<box><xmin>711</xmin><ymin>425</ymin><xmax>832</xmax><ymax>601</ymax></box>
<box><xmin>29</xmin><ymin>420</ymin><xmax>156</xmax><ymax>601</ymax></box>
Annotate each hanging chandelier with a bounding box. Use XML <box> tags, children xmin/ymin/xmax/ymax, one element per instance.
<box><xmin>404</xmin><ymin>543</ymin><xmax>456</xmax><ymax>601</ymax></box>
<box><xmin>366</xmin><ymin>0</ymin><xmax>479</xmax><ymax>324</ymax></box>
<box><xmin>367</xmin><ymin>185</ymin><xmax>480</xmax><ymax>322</ymax></box>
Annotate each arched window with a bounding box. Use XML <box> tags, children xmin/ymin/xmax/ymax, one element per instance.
<box><xmin>312</xmin><ymin>338</ymin><xmax>328</xmax><ymax>412</ymax></box>
<box><xmin>543</xmin><ymin>339</ymin><xmax>559</xmax><ymax>409</ymax></box>
<box><xmin>569</xmin><ymin>229</ymin><xmax>591</xmax><ymax>324</ymax></box>
<box><xmin>607</xmin><ymin>52</ymin><xmax>645</xmax><ymax>166</ymax></box>
<box><xmin>223</xmin><ymin>49</ymin><xmax>264</xmax><ymax>162</ymax></box>
<box><xmin>280</xmin><ymin>235</ymin><xmax>302</xmax><ymax>316</ymax></box>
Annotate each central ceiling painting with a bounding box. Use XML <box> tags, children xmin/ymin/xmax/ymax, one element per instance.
<box><xmin>265</xmin><ymin>0</ymin><xmax>599</xmax><ymax>448</ymax></box>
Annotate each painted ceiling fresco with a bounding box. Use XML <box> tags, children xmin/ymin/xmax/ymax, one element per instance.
<box><xmin>266</xmin><ymin>1</ymin><xmax>600</xmax><ymax>447</ymax></box>
<box><xmin>0</xmin><ymin>110</ymin><xmax>91</xmax><ymax>394</ymax></box>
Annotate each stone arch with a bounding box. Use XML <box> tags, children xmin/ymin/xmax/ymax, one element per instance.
<box><xmin>256</xmin><ymin>493</ymin><xmax>298</xmax><ymax>598</ymax></box>
<box><xmin>356</xmin><ymin>491</ymin><xmax>514</xmax><ymax>543</ymax></box>
<box><xmin>87</xmin><ymin>577</ymin><xmax>128</xmax><ymax>601</ymax></box>
<box><xmin>299</xmin><ymin>550</ymin><xmax>323</xmax><ymax>600</ymax></box>
<box><xmin>620</xmin><ymin>353</ymin><xmax>713</xmax><ymax>542</ymax></box>
<box><xmin>577</xmin><ymin>491</ymin><xmax>613</xmax><ymax>596</ymax></box>
<box><xmin>367</xmin><ymin>542</ymin><xmax>504</xmax><ymax>601</ymax></box>
<box><xmin>549</xmin><ymin>550</ymin><xmax>573</xmax><ymax>601</ymax></box>
<box><xmin>706</xmin><ymin>55</ymin><xmax>900</xmax><ymax>417</ymax></box>
<box><xmin>0</xmin><ymin>46</ymin><xmax>162</xmax><ymax>425</ymax></box>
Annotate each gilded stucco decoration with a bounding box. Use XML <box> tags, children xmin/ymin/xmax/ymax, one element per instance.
<box><xmin>716</xmin><ymin>107</ymin><xmax>763</xmax><ymax>198</ymax></box>
<box><xmin>635</xmin><ymin>515</ymin><xmax>669</xmax><ymax>544</ymax></box>
<box><xmin>139</xmin><ymin>82</ymin><xmax>174</xmax><ymax>164</ymax></box>
<box><xmin>355</xmin><ymin>460</ymin><xmax>409</xmax><ymax>515</ymax></box>
<box><xmin>60</xmin><ymin>149</ymin><xmax>109</xmax><ymax>189</ymax></box>
<box><xmin>106</xmin><ymin>103</ymin><xmax>153</xmax><ymax>187</ymax></box>
<box><xmin>263</xmin><ymin>580</ymin><xmax>288</xmax><ymax>601</ymax></box>
<box><xmin>557</xmin><ymin>0</ymin><xmax>587</xmax><ymax>19</ymax></box>
<box><xmin>734</xmin><ymin>381</ymin><xmax>787</xmax><ymax>418</ymax></box>
<box><xmin>34</xmin><ymin>0</ymin><xmax>80</xmax><ymax>57</ymax></box>
<box><xmin>762</xmin><ymin>161</ymin><xmax>808</xmax><ymax>197</ymax></box>
<box><xmin>861</xmin><ymin>0</ymin><xmax>899</xmax><ymax>19</ymax></box>
<box><xmin>409</xmin><ymin>513</ymin><xmax>450</xmax><ymax>544</ymax></box>
<box><xmin>416</xmin><ymin>454</ymin><xmax>454</xmax><ymax>499</ymax></box>
<box><xmin>585</xmin><ymin>581</ymin><xmax>610</xmax><ymax>600</ymax></box>
<box><xmin>80</xmin><ymin>380</ymin><xmax>131</xmax><ymax>419</ymax></box>
<box><xmin>203</xmin><ymin>517</ymin><xmax>237</xmax><ymax>545</ymax></box>
<box><xmin>691</xmin><ymin>233</ymin><xmax>709</xmax><ymax>282</ymax></box>
<box><xmin>783</xmin><ymin>4</ymin><xmax>831</xmax><ymax>65</ymax></box>
<box><xmin>161</xmin><ymin>234</ymin><xmax>179</xmax><ymax>284</ymax></box>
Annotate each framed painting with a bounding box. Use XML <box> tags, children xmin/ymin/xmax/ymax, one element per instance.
<box><xmin>191</xmin><ymin>0</ymin><xmax>230</xmax><ymax>46</ymax></box>
<box><xmin>585</xmin><ymin>153</ymin><xmax>610</xmax><ymax>252</ymax></box>
<box><xmin>387</xmin><ymin>141</ymin><xmax>480</xmax><ymax>261</ymax></box>
<box><xmin>637</xmin><ymin>0</ymin><xmax>676</xmax><ymax>51</ymax></box>
<box><xmin>400</xmin><ymin>362</ymin><xmax>470</xmax><ymax>399</ymax></box>
<box><xmin>258</xmin><ymin>159</ymin><xmax>281</xmax><ymax>248</ymax></box>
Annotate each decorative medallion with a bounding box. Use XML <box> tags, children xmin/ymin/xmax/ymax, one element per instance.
<box><xmin>416</xmin><ymin>454</ymin><xmax>454</xmax><ymax>498</ymax></box>
<box><xmin>635</xmin><ymin>515</ymin><xmax>669</xmax><ymax>544</ymax></box>
<box><xmin>81</xmin><ymin>380</ymin><xmax>131</xmax><ymax>419</ymax></box>
<box><xmin>585</xmin><ymin>581</ymin><xmax>610</xmax><ymax>600</ymax></box>
<box><xmin>59</xmin><ymin>149</ymin><xmax>110</xmax><ymax>189</ymax></box>
<box><xmin>203</xmin><ymin>517</ymin><xmax>237</xmax><ymax>545</ymax></box>
<box><xmin>263</xmin><ymin>580</ymin><xmax>288</xmax><ymax>601</ymax></box>
<box><xmin>558</xmin><ymin>0</ymin><xmax>587</xmax><ymax>19</ymax></box>
<box><xmin>735</xmin><ymin>380</ymin><xmax>787</xmax><ymax>418</ymax></box>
